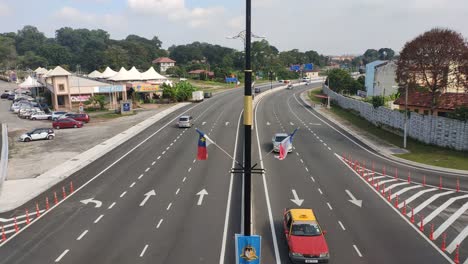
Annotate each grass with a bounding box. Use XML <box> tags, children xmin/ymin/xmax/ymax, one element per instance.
<box><xmin>94</xmin><ymin>112</ymin><xmax>136</xmax><ymax>119</ymax></box>
<box><xmin>329</xmin><ymin>105</ymin><xmax>468</xmax><ymax>170</ymax></box>
<box><xmin>308</xmin><ymin>89</ymin><xmax>325</xmax><ymax>104</ymax></box>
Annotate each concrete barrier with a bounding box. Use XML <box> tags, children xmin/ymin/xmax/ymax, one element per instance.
<box><xmin>0</xmin><ymin>123</ymin><xmax>8</xmax><ymax>195</ymax></box>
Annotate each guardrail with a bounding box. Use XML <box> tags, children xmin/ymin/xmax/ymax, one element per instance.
<box><xmin>0</xmin><ymin>123</ymin><xmax>8</xmax><ymax>195</ymax></box>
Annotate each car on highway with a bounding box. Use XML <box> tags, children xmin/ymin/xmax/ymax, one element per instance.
<box><xmin>287</xmin><ymin>83</ymin><xmax>294</xmax><ymax>90</ymax></box>
<box><xmin>254</xmin><ymin>87</ymin><xmax>261</xmax><ymax>93</ymax></box>
<box><xmin>283</xmin><ymin>208</ymin><xmax>330</xmax><ymax>263</ymax></box>
<box><xmin>52</xmin><ymin>118</ymin><xmax>83</xmax><ymax>129</ymax></box>
<box><xmin>272</xmin><ymin>133</ymin><xmax>293</xmax><ymax>153</ymax></box>
<box><xmin>204</xmin><ymin>92</ymin><xmax>213</xmax><ymax>98</ymax></box>
<box><xmin>51</xmin><ymin>111</ymin><xmax>68</xmax><ymax>121</ymax></box>
<box><xmin>30</xmin><ymin>111</ymin><xmax>52</xmax><ymax>120</ymax></box>
<box><xmin>19</xmin><ymin>128</ymin><xmax>55</xmax><ymax>142</ymax></box>
<box><xmin>178</xmin><ymin>115</ymin><xmax>193</xmax><ymax>128</ymax></box>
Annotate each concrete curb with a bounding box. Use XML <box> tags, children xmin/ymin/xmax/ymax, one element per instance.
<box><xmin>300</xmin><ymin>90</ymin><xmax>468</xmax><ymax>175</ymax></box>
<box><xmin>0</xmin><ymin>103</ymin><xmax>191</xmax><ymax>212</ymax></box>
<box><xmin>0</xmin><ymin>123</ymin><xmax>8</xmax><ymax>196</ymax></box>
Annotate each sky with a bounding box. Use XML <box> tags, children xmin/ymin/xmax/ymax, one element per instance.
<box><xmin>0</xmin><ymin>0</ymin><xmax>467</xmax><ymax>55</ymax></box>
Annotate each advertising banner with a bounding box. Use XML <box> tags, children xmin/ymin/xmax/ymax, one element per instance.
<box><xmin>133</xmin><ymin>83</ymin><xmax>159</xmax><ymax>92</ymax></box>
<box><xmin>71</xmin><ymin>95</ymin><xmax>91</xmax><ymax>102</ymax></box>
<box><xmin>95</xmin><ymin>85</ymin><xmax>125</xmax><ymax>93</ymax></box>
<box><xmin>235</xmin><ymin>234</ymin><xmax>261</xmax><ymax>264</ymax></box>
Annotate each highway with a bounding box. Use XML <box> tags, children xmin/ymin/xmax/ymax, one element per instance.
<box><xmin>0</xmin><ymin>82</ymin><xmax>466</xmax><ymax>263</ymax></box>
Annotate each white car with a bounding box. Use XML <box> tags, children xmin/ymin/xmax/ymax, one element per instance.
<box><xmin>30</xmin><ymin>111</ymin><xmax>52</xmax><ymax>120</ymax></box>
<box><xmin>51</xmin><ymin>111</ymin><xmax>68</xmax><ymax>121</ymax></box>
<box><xmin>178</xmin><ymin>115</ymin><xmax>193</xmax><ymax>128</ymax></box>
<box><xmin>19</xmin><ymin>128</ymin><xmax>55</xmax><ymax>142</ymax></box>
<box><xmin>272</xmin><ymin>133</ymin><xmax>293</xmax><ymax>153</ymax></box>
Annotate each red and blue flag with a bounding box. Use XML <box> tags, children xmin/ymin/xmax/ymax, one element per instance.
<box><xmin>196</xmin><ymin>129</ymin><xmax>213</xmax><ymax>160</ymax></box>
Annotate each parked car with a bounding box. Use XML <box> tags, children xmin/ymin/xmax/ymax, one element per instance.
<box><xmin>19</xmin><ymin>108</ymin><xmax>40</xmax><ymax>119</ymax></box>
<box><xmin>1</xmin><ymin>92</ymin><xmax>9</xmax><ymax>99</ymax></box>
<box><xmin>178</xmin><ymin>115</ymin><xmax>193</xmax><ymax>128</ymax></box>
<box><xmin>7</xmin><ymin>94</ymin><xmax>15</xmax><ymax>100</ymax></box>
<box><xmin>51</xmin><ymin>111</ymin><xmax>68</xmax><ymax>121</ymax></box>
<box><xmin>52</xmin><ymin>118</ymin><xmax>83</xmax><ymax>129</ymax></box>
<box><xmin>30</xmin><ymin>111</ymin><xmax>52</xmax><ymax>120</ymax></box>
<box><xmin>19</xmin><ymin>128</ymin><xmax>55</xmax><ymax>142</ymax></box>
<box><xmin>59</xmin><ymin>113</ymin><xmax>90</xmax><ymax>123</ymax></box>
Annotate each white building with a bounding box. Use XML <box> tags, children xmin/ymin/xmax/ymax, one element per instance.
<box><xmin>152</xmin><ymin>57</ymin><xmax>176</xmax><ymax>73</ymax></box>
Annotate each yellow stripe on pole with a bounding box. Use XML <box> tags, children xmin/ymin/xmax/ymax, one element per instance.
<box><xmin>244</xmin><ymin>95</ymin><xmax>253</xmax><ymax>125</ymax></box>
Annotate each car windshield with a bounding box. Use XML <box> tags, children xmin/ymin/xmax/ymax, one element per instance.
<box><xmin>179</xmin><ymin>117</ymin><xmax>188</xmax><ymax>122</ymax></box>
<box><xmin>275</xmin><ymin>136</ymin><xmax>287</xmax><ymax>142</ymax></box>
<box><xmin>291</xmin><ymin>221</ymin><xmax>322</xmax><ymax>236</ymax></box>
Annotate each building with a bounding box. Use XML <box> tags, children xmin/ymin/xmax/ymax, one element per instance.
<box><xmin>373</xmin><ymin>61</ymin><xmax>399</xmax><ymax>97</ymax></box>
<box><xmin>364</xmin><ymin>60</ymin><xmax>387</xmax><ymax>97</ymax></box>
<box><xmin>304</xmin><ymin>70</ymin><xmax>320</xmax><ymax>79</ymax></box>
<box><xmin>152</xmin><ymin>57</ymin><xmax>176</xmax><ymax>73</ymax></box>
<box><xmin>188</xmin><ymin>69</ymin><xmax>214</xmax><ymax>79</ymax></box>
<box><xmin>394</xmin><ymin>91</ymin><xmax>468</xmax><ymax>116</ymax></box>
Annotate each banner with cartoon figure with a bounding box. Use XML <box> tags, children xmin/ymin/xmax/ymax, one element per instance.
<box><xmin>235</xmin><ymin>234</ymin><xmax>261</xmax><ymax>264</ymax></box>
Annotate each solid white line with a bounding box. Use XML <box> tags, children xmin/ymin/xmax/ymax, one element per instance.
<box><xmin>130</xmin><ymin>182</ymin><xmax>136</xmax><ymax>188</ymax></box>
<box><xmin>175</xmin><ymin>188</ymin><xmax>180</xmax><ymax>195</ymax></box>
<box><xmin>311</xmin><ymin>176</ymin><xmax>315</xmax><ymax>182</ymax></box>
<box><xmin>338</xmin><ymin>221</ymin><xmax>346</xmax><ymax>231</ymax></box>
<box><xmin>108</xmin><ymin>202</ymin><xmax>116</xmax><ymax>209</ymax></box>
<box><xmin>188</xmin><ymin>167</ymin><xmax>192</xmax><ymax>172</ymax></box>
<box><xmin>318</xmin><ymin>188</ymin><xmax>323</xmax><ymax>195</ymax></box>
<box><xmin>327</xmin><ymin>202</ymin><xmax>333</xmax><ymax>210</ymax></box>
<box><xmin>157</xmin><ymin>156</ymin><xmax>161</xmax><ymax>160</ymax></box>
<box><xmin>403</xmin><ymin>188</ymin><xmax>438</xmax><ymax>207</ymax></box>
<box><xmin>167</xmin><ymin>203</ymin><xmax>172</xmax><ymax>211</ymax></box>
<box><xmin>183</xmin><ymin>177</ymin><xmax>187</xmax><ymax>182</ymax></box>
<box><xmin>145</xmin><ymin>167</ymin><xmax>150</xmax><ymax>172</ymax></box>
<box><xmin>77</xmin><ymin>230</ymin><xmax>88</xmax><ymax>241</ymax></box>
<box><xmin>410</xmin><ymin>190</ymin><xmax>454</xmax><ymax>216</ymax></box>
<box><xmin>156</xmin><ymin>219</ymin><xmax>163</xmax><ymax>229</ymax></box>
<box><xmin>447</xmin><ymin>224</ymin><xmax>468</xmax><ymax>253</ymax></box>
<box><xmin>138</xmin><ymin>174</ymin><xmax>144</xmax><ymax>180</ymax></box>
<box><xmin>393</xmin><ymin>185</ymin><xmax>423</xmax><ymax>201</ymax></box>
<box><xmin>152</xmin><ymin>161</ymin><xmax>156</xmax><ymax>166</ymax></box>
<box><xmin>140</xmin><ymin>244</ymin><xmax>149</xmax><ymax>257</ymax></box>
<box><xmin>120</xmin><ymin>191</ymin><xmax>127</xmax><ymax>198</ymax></box>
<box><xmin>377</xmin><ymin>179</ymin><xmax>397</xmax><ymax>186</ymax></box>
<box><xmin>55</xmin><ymin>249</ymin><xmax>70</xmax><ymax>262</ymax></box>
<box><xmin>383</xmin><ymin>182</ymin><xmax>409</xmax><ymax>193</ymax></box>
<box><xmin>94</xmin><ymin>214</ymin><xmax>104</xmax><ymax>224</ymax></box>
<box><xmin>353</xmin><ymin>245</ymin><xmax>363</xmax><ymax>257</ymax></box>
<box><xmin>428</xmin><ymin>195</ymin><xmax>468</xmax><ymax>236</ymax></box>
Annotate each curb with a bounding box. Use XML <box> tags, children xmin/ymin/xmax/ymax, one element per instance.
<box><xmin>0</xmin><ymin>123</ymin><xmax>8</xmax><ymax>196</ymax></box>
<box><xmin>299</xmin><ymin>90</ymin><xmax>468</xmax><ymax>176</ymax></box>
<box><xmin>0</xmin><ymin>103</ymin><xmax>190</xmax><ymax>212</ymax></box>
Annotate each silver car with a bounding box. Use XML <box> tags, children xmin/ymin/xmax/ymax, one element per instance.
<box><xmin>178</xmin><ymin>115</ymin><xmax>193</xmax><ymax>128</ymax></box>
<box><xmin>272</xmin><ymin>133</ymin><xmax>293</xmax><ymax>153</ymax></box>
<box><xmin>19</xmin><ymin>128</ymin><xmax>55</xmax><ymax>142</ymax></box>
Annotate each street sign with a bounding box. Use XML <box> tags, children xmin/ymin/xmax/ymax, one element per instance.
<box><xmin>304</xmin><ymin>63</ymin><xmax>314</xmax><ymax>71</ymax></box>
<box><xmin>226</xmin><ymin>77</ymin><xmax>238</xmax><ymax>83</ymax></box>
<box><xmin>121</xmin><ymin>100</ymin><xmax>132</xmax><ymax>115</ymax></box>
<box><xmin>235</xmin><ymin>234</ymin><xmax>261</xmax><ymax>264</ymax></box>
<box><xmin>290</xmin><ymin>65</ymin><xmax>300</xmax><ymax>72</ymax></box>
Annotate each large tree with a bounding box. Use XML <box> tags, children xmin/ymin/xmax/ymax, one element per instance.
<box><xmin>396</xmin><ymin>28</ymin><xmax>468</xmax><ymax>113</ymax></box>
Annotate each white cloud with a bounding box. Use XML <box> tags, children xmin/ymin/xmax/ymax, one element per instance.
<box><xmin>0</xmin><ymin>3</ymin><xmax>11</xmax><ymax>16</ymax></box>
<box><xmin>54</xmin><ymin>6</ymin><xmax>127</xmax><ymax>31</ymax></box>
<box><xmin>228</xmin><ymin>16</ymin><xmax>243</xmax><ymax>30</ymax></box>
<box><xmin>128</xmin><ymin>0</ymin><xmax>184</xmax><ymax>14</ymax></box>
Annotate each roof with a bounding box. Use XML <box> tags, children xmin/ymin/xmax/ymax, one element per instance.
<box><xmin>141</xmin><ymin>67</ymin><xmax>167</xmax><ymax>80</ymax></box>
<box><xmin>19</xmin><ymin>76</ymin><xmax>42</xmax><ymax>88</ymax></box>
<box><xmin>100</xmin><ymin>67</ymin><xmax>118</xmax><ymax>78</ymax></box>
<box><xmin>88</xmin><ymin>70</ymin><xmax>102</xmax><ymax>79</ymax></box>
<box><xmin>394</xmin><ymin>91</ymin><xmax>468</xmax><ymax>110</ymax></box>
<box><xmin>69</xmin><ymin>75</ymin><xmax>111</xmax><ymax>87</ymax></box>
<box><xmin>152</xmin><ymin>57</ymin><xmax>176</xmax><ymax>63</ymax></box>
<box><xmin>46</xmin><ymin>66</ymin><xmax>71</xmax><ymax>77</ymax></box>
<box><xmin>188</xmin><ymin>69</ymin><xmax>215</xmax><ymax>76</ymax></box>
<box><xmin>289</xmin><ymin>209</ymin><xmax>316</xmax><ymax>221</ymax></box>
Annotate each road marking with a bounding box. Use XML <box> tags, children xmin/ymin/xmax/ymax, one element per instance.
<box><xmin>392</xmin><ymin>185</ymin><xmax>423</xmax><ymax>202</ymax></box>
<box><xmin>145</xmin><ymin>167</ymin><xmax>150</xmax><ymax>172</ymax></box>
<box><xmin>108</xmin><ymin>202</ymin><xmax>116</xmax><ymax>209</ymax></box>
<box><xmin>327</xmin><ymin>202</ymin><xmax>333</xmax><ymax>210</ymax></box>
<box><xmin>94</xmin><ymin>214</ymin><xmax>104</xmax><ymax>224</ymax></box>
<box><xmin>327</xmin><ymin>147</ymin><xmax>332</xmax><ymax>151</ymax></box>
<box><xmin>162</xmin><ymin>151</ymin><xmax>166</xmax><ymax>155</ymax></box>
<box><xmin>305</xmin><ymin>167</ymin><xmax>309</xmax><ymax>172</ymax></box>
<box><xmin>173</xmin><ymin>139</ymin><xmax>177</xmax><ymax>143</ymax></box>
<box><xmin>371</xmin><ymin>175</ymin><xmax>386</xmax><ymax>181</ymax></box>
<box><xmin>138</xmin><ymin>174</ymin><xmax>144</xmax><ymax>180</ymax></box>
<box><xmin>410</xmin><ymin>190</ymin><xmax>454</xmax><ymax>216</ymax></box>
<box><xmin>403</xmin><ymin>188</ymin><xmax>438</xmax><ymax>207</ymax></box>
<box><xmin>170</xmin><ymin>143</ymin><xmax>173</xmax><ymax>146</ymax></box>
<box><xmin>55</xmin><ymin>249</ymin><xmax>70</xmax><ymax>262</ymax></box>
<box><xmin>433</xmin><ymin>199</ymin><xmax>468</xmax><ymax>240</ymax></box>
<box><xmin>318</xmin><ymin>188</ymin><xmax>323</xmax><ymax>195</ymax></box>
<box><xmin>120</xmin><ymin>191</ymin><xmax>127</xmax><ymax>198</ymax></box>
<box><xmin>197</xmin><ymin>189</ymin><xmax>209</xmax><ymax>205</ymax></box>
<box><xmin>377</xmin><ymin>179</ymin><xmax>397</xmax><ymax>186</ymax></box>
<box><xmin>152</xmin><ymin>161</ymin><xmax>156</xmax><ymax>166</ymax></box>
<box><xmin>183</xmin><ymin>177</ymin><xmax>187</xmax><ymax>182</ymax></box>
<box><xmin>383</xmin><ymin>182</ymin><xmax>409</xmax><ymax>193</ymax></box>
<box><xmin>157</xmin><ymin>156</ymin><xmax>161</xmax><ymax>160</ymax></box>
<box><xmin>166</xmin><ymin>146</ymin><xmax>170</xmax><ymax>150</ymax></box>
<box><xmin>77</xmin><ymin>230</ymin><xmax>88</xmax><ymax>241</ymax></box>
<box><xmin>188</xmin><ymin>167</ymin><xmax>192</xmax><ymax>172</ymax></box>
<box><xmin>296</xmin><ymin>152</ymin><xmax>299</xmax><ymax>156</ymax></box>
<box><xmin>156</xmin><ymin>219</ymin><xmax>163</xmax><ymax>229</ymax></box>
<box><xmin>193</xmin><ymin>159</ymin><xmax>196</xmax><ymax>163</ymax></box>
<box><xmin>175</xmin><ymin>188</ymin><xmax>180</xmax><ymax>195</ymax></box>
<box><xmin>140</xmin><ymin>244</ymin><xmax>149</xmax><ymax>257</ymax></box>
<box><xmin>338</xmin><ymin>221</ymin><xmax>346</xmax><ymax>231</ymax></box>
<box><xmin>424</xmin><ymin>193</ymin><xmax>468</xmax><ymax>228</ymax></box>
<box><xmin>167</xmin><ymin>203</ymin><xmax>172</xmax><ymax>211</ymax></box>
<box><xmin>323</xmin><ymin>143</ymin><xmax>327</xmax><ymax>146</ymax></box>
<box><xmin>130</xmin><ymin>182</ymin><xmax>136</xmax><ymax>188</ymax></box>
<box><xmin>447</xmin><ymin>224</ymin><xmax>468</xmax><ymax>253</ymax></box>
<box><xmin>300</xmin><ymin>159</ymin><xmax>303</xmax><ymax>163</ymax></box>
<box><xmin>319</xmin><ymin>139</ymin><xmax>323</xmax><ymax>143</ymax></box>
<box><xmin>353</xmin><ymin>245</ymin><xmax>363</xmax><ymax>257</ymax></box>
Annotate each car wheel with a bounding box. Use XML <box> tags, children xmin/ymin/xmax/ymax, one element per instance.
<box><xmin>56</xmin><ymin>126</ymin><xmax>60</xmax><ymax>129</ymax></box>
<box><xmin>48</xmin><ymin>117</ymin><xmax>51</xmax><ymax>120</ymax></box>
<box><xmin>32</xmin><ymin>117</ymin><xmax>36</xmax><ymax>120</ymax></box>
<box><xmin>24</xmin><ymin>138</ymin><xmax>31</xmax><ymax>142</ymax></box>
<box><xmin>47</xmin><ymin>135</ymin><xmax>54</xmax><ymax>140</ymax></box>
<box><xmin>73</xmin><ymin>125</ymin><xmax>77</xmax><ymax>128</ymax></box>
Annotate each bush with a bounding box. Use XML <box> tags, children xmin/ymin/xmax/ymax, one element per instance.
<box><xmin>371</xmin><ymin>96</ymin><xmax>385</xmax><ymax>108</ymax></box>
<box><xmin>448</xmin><ymin>107</ymin><xmax>468</xmax><ymax>121</ymax></box>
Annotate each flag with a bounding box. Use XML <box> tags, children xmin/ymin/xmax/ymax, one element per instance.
<box><xmin>196</xmin><ymin>129</ymin><xmax>212</xmax><ymax>160</ymax></box>
<box><xmin>289</xmin><ymin>128</ymin><xmax>298</xmax><ymax>144</ymax></box>
<box><xmin>276</xmin><ymin>136</ymin><xmax>291</xmax><ymax>160</ymax></box>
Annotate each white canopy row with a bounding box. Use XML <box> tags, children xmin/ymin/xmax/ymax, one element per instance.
<box><xmin>88</xmin><ymin>66</ymin><xmax>167</xmax><ymax>81</ymax></box>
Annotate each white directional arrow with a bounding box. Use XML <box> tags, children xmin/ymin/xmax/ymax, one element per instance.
<box><xmin>196</xmin><ymin>189</ymin><xmax>208</xmax><ymax>205</ymax></box>
<box><xmin>80</xmin><ymin>198</ymin><xmax>102</xmax><ymax>208</ymax></box>
<box><xmin>266</xmin><ymin>122</ymin><xmax>271</xmax><ymax>126</ymax></box>
<box><xmin>345</xmin><ymin>190</ymin><xmax>362</xmax><ymax>208</ymax></box>
<box><xmin>290</xmin><ymin>189</ymin><xmax>304</xmax><ymax>206</ymax></box>
<box><xmin>290</xmin><ymin>122</ymin><xmax>295</xmax><ymax>126</ymax></box>
<box><xmin>202</xmin><ymin>121</ymin><xmax>207</xmax><ymax>125</ymax></box>
<box><xmin>139</xmin><ymin>190</ymin><xmax>156</xmax><ymax>207</ymax></box>
<box><xmin>225</xmin><ymin>122</ymin><xmax>230</xmax><ymax>126</ymax></box>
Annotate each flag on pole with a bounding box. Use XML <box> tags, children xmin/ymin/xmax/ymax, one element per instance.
<box><xmin>196</xmin><ymin>129</ymin><xmax>213</xmax><ymax>160</ymax></box>
<box><xmin>289</xmin><ymin>128</ymin><xmax>298</xmax><ymax>144</ymax></box>
<box><xmin>276</xmin><ymin>136</ymin><xmax>291</xmax><ymax>160</ymax></box>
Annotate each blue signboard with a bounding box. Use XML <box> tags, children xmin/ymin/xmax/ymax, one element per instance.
<box><xmin>235</xmin><ymin>234</ymin><xmax>261</xmax><ymax>264</ymax></box>
<box><xmin>97</xmin><ymin>85</ymin><xmax>125</xmax><ymax>93</ymax></box>
<box><xmin>123</xmin><ymin>102</ymin><xmax>131</xmax><ymax>112</ymax></box>
<box><xmin>226</xmin><ymin>77</ymin><xmax>238</xmax><ymax>83</ymax></box>
<box><xmin>290</xmin><ymin>65</ymin><xmax>300</xmax><ymax>72</ymax></box>
<box><xmin>304</xmin><ymin>63</ymin><xmax>314</xmax><ymax>71</ymax></box>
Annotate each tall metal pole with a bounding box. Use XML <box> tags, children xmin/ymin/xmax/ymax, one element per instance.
<box><xmin>403</xmin><ymin>85</ymin><xmax>408</xmax><ymax>148</ymax></box>
<box><xmin>244</xmin><ymin>0</ymin><xmax>252</xmax><ymax>236</ymax></box>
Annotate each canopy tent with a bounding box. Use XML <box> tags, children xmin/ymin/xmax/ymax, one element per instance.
<box><xmin>141</xmin><ymin>67</ymin><xmax>167</xmax><ymax>80</ymax></box>
<box><xmin>108</xmin><ymin>67</ymin><xmax>133</xmax><ymax>81</ymax></box>
<box><xmin>19</xmin><ymin>76</ymin><xmax>42</xmax><ymax>88</ymax></box>
<box><xmin>100</xmin><ymin>67</ymin><xmax>117</xmax><ymax>79</ymax></box>
<box><xmin>127</xmin><ymin>66</ymin><xmax>143</xmax><ymax>80</ymax></box>
<box><xmin>88</xmin><ymin>70</ymin><xmax>103</xmax><ymax>79</ymax></box>
<box><xmin>34</xmin><ymin>67</ymin><xmax>48</xmax><ymax>75</ymax></box>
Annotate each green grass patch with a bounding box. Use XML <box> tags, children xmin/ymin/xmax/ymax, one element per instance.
<box><xmin>330</xmin><ymin>105</ymin><xmax>468</xmax><ymax>170</ymax></box>
<box><xmin>94</xmin><ymin>112</ymin><xmax>136</xmax><ymax>119</ymax></box>
<box><xmin>308</xmin><ymin>89</ymin><xmax>325</xmax><ymax>104</ymax></box>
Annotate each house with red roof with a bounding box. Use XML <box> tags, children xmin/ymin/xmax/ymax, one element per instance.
<box><xmin>152</xmin><ymin>57</ymin><xmax>176</xmax><ymax>73</ymax></box>
<box><xmin>394</xmin><ymin>91</ymin><xmax>468</xmax><ymax>117</ymax></box>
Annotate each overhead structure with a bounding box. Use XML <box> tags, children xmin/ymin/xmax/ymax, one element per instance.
<box><xmin>88</xmin><ymin>70</ymin><xmax>103</xmax><ymax>79</ymax></box>
<box><xmin>108</xmin><ymin>67</ymin><xmax>135</xmax><ymax>82</ymax></box>
<box><xmin>141</xmin><ymin>66</ymin><xmax>167</xmax><ymax>81</ymax></box>
<box><xmin>45</xmin><ymin>66</ymin><xmax>71</xmax><ymax>77</ymax></box>
<box><xmin>127</xmin><ymin>66</ymin><xmax>143</xmax><ymax>81</ymax></box>
<box><xmin>34</xmin><ymin>67</ymin><xmax>49</xmax><ymax>75</ymax></box>
<box><xmin>100</xmin><ymin>67</ymin><xmax>117</xmax><ymax>79</ymax></box>
<box><xmin>19</xmin><ymin>76</ymin><xmax>42</xmax><ymax>88</ymax></box>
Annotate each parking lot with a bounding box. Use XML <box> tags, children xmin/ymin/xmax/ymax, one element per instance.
<box><xmin>0</xmin><ymin>81</ymin><xmax>174</xmax><ymax>180</ymax></box>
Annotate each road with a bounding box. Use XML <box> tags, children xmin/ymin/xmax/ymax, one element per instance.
<box><xmin>0</xmin><ymin>82</ymin><xmax>466</xmax><ymax>263</ymax></box>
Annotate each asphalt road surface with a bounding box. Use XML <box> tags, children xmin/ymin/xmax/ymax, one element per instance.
<box><xmin>0</xmin><ymin>82</ymin><xmax>466</xmax><ymax>264</ymax></box>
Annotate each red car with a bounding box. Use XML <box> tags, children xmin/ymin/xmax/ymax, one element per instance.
<box><xmin>59</xmin><ymin>113</ymin><xmax>90</xmax><ymax>123</ymax></box>
<box><xmin>52</xmin><ymin>118</ymin><xmax>83</xmax><ymax>129</ymax></box>
<box><xmin>283</xmin><ymin>208</ymin><xmax>329</xmax><ymax>263</ymax></box>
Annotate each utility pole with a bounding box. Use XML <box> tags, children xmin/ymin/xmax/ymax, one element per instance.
<box><xmin>244</xmin><ymin>0</ymin><xmax>252</xmax><ymax>236</ymax></box>
<box><xmin>403</xmin><ymin>85</ymin><xmax>408</xmax><ymax>148</ymax></box>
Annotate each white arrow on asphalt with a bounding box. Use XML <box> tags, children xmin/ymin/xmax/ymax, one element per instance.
<box><xmin>139</xmin><ymin>190</ymin><xmax>156</xmax><ymax>207</ymax></box>
<box><xmin>202</xmin><ymin>121</ymin><xmax>207</xmax><ymax>125</ymax></box>
<box><xmin>266</xmin><ymin>122</ymin><xmax>271</xmax><ymax>126</ymax></box>
<box><xmin>225</xmin><ymin>122</ymin><xmax>230</xmax><ymax>126</ymax></box>
<box><xmin>196</xmin><ymin>189</ymin><xmax>208</xmax><ymax>205</ymax></box>
<box><xmin>290</xmin><ymin>122</ymin><xmax>295</xmax><ymax>126</ymax></box>
<box><xmin>290</xmin><ymin>189</ymin><xmax>304</xmax><ymax>206</ymax></box>
<box><xmin>80</xmin><ymin>198</ymin><xmax>102</xmax><ymax>208</ymax></box>
<box><xmin>345</xmin><ymin>190</ymin><xmax>362</xmax><ymax>208</ymax></box>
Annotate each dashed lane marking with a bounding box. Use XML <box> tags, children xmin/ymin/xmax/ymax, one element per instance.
<box><xmin>353</xmin><ymin>245</ymin><xmax>363</xmax><ymax>257</ymax></box>
<box><xmin>55</xmin><ymin>249</ymin><xmax>70</xmax><ymax>263</ymax></box>
<box><xmin>157</xmin><ymin>219</ymin><xmax>163</xmax><ymax>229</ymax></box>
<box><xmin>108</xmin><ymin>202</ymin><xmax>116</xmax><ymax>209</ymax></box>
<box><xmin>409</xmin><ymin>190</ymin><xmax>454</xmax><ymax>216</ymax></box>
<box><xmin>120</xmin><ymin>191</ymin><xmax>127</xmax><ymax>198</ymax></box>
<box><xmin>167</xmin><ymin>203</ymin><xmax>172</xmax><ymax>211</ymax></box>
<box><xmin>162</xmin><ymin>151</ymin><xmax>166</xmax><ymax>155</ymax></box>
<box><xmin>140</xmin><ymin>244</ymin><xmax>149</xmax><ymax>257</ymax></box>
<box><xmin>327</xmin><ymin>147</ymin><xmax>332</xmax><ymax>151</ymax></box>
<box><xmin>176</xmin><ymin>188</ymin><xmax>180</xmax><ymax>195</ymax></box>
<box><xmin>188</xmin><ymin>167</ymin><xmax>192</xmax><ymax>172</ymax></box>
<box><xmin>77</xmin><ymin>230</ymin><xmax>88</xmax><ymax>241</ymax></box>
<box><xmin>318</xmin><ymin>188</ymin><xmax>323</xmax><ymax>195</ymax></box>
<box><xmin>157</xmin><ymin>156</ymin><xmax>161</xmax><ymax>160</ymax></box>
<box><xmin>338</xmin><ymin>221</ymin><xmax>346</xmax><ymax>231</ymax></box>
<box><xmin>300</xmin><ymin>159</ymin><xmax>304</xmax><ymax>163</ymax></box>
<box><xmin>183</xmin><ymin>177</ymin><xmax>187</xmax><ymax>182</ymax></box>
<box><xmin>296</xmin><ymin>152</ymin><xmax>299</xmax><ymax>156</ymax></box>
<box><xmin>94</xmin><ymin>214</ymin><xmax>104</xmax><ymax>224</ymax></box>
<box><xmin>138</xmin><ymin>174</ymin><xmax>144</xmax><ymax>180</ymax></box>
<box><xmin>193</xmin><ymin>159</ymin><xmax>196</xmax><ymax>163</ymax></box>
<box><xmin>145</xmin><ymin>168</ymin><xmax>150</xmax><ymax>172</ymax></box>
<box><xmin>152</xmin><ymin>161</ymin><xmax>156</xmax><ymax>166</ymax></box>
<box><xmin>130</xmin><ymin>182</ymin><xmax>136</xmax><ymax>188</ymax></box>
<box><xmin>170</xmin><ymin>143</ymin><xmax>173</xmax><ymax>146</ymax></box>
<box><xmin>166</xmin><ymin>147</ymin><xmax>170</xmax><ymax>150</ymax></box>
<box><xmin>311</xmin><ymin>176</ymin><xmax>315</xmax><ymax>182</ymax></box>
<box><xmin>327</xmin><ymin>203</ymin><xmax>333</xmax><ymax>210</ymax></box>
<box><xmin>305</xmin><ymin>167</ymin><xmax>309</xmax><ymax>172</ymax></box>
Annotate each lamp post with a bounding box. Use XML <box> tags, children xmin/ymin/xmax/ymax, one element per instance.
<box><xmin>403</xmin><ymin>84</ymin><xmax>408</xmax><ymax>148</ymax></box>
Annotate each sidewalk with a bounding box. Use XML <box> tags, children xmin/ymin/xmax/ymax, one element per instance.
<box><xmin>300</xmin><ymin>90</ymin><xmax>468</xmax><ymax>175</ymax></box>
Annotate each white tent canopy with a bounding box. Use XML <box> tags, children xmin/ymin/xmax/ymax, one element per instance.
<box><xmin>127</xmin><ymin>66</ymin><xmax>143</xmax><ymax>80</ymax></box>
<box><xmin>100</xmin><ymin>67</ymin><xmax>117</xmax><ymax>78</ymax></box>
<box><xmin>108</xmin><ymin>67</ymin><xmax>133</xmax><ymax>81</ymax></box>
<box><xmin>88</xmin><ymin>70</ymin><xmax>103</xmax><ymax>79</ymax></box>
<box><xmin>141</xmin><ymin>66</ymin><xmax>167</xmax><ymax>80</ymax></box>
<box><xmin>19</xmin><ymin>76</ymin><xmax>42</xmax><ymax>88</ymax></box>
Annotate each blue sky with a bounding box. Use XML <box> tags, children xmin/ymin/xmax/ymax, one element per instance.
<box><xmin>0</xmin><ymin>0</ymin><xmax>467</xmax><ymax>55</ymax></box>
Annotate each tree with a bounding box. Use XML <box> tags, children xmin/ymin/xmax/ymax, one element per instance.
<box><xmin>378</xmin><ymin>48</ymin><xmax>395</xmax><ymax>60</ymax></box>
<box><xmin>0</xmin><ymin>35</ymin><xmax>17</xmax><ymax>69</ymax></box>
<box><xmin>17</xmin><ymin>51</ymin><xmax>47</xmax><ymax>69</ymax></box>
<box><xmin>85</xmin><ymin>95</ymin><xmax>106</xmax><ymax>110</ymax></box>
<box><xmin>15</xmin><ymin>26</ymin><xmax>46</xmax><ymax>54</ymax></box>
<box><xmin>396</xmin><ymin>28</ymin><xmax>468</xmax><ymax>113</ymax></box>
<box><xmin>326</xmin><ymin>69</ymin><xmax>358</xmax><ymax>94</ymax></box>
